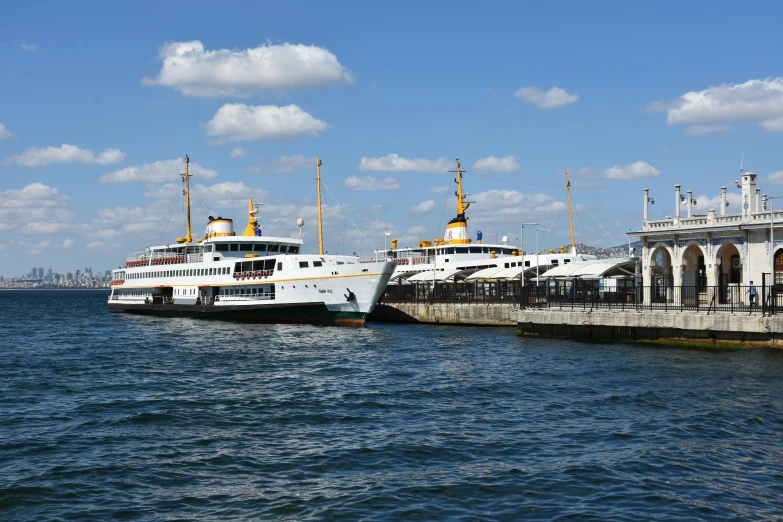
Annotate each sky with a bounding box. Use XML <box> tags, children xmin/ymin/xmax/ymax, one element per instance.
<box><xmin>1</xmin><ymin>1</ymin><xmax>782</xmax><ymax>276</ymax></box>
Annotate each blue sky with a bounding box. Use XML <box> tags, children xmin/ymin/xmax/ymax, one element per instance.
<box><xmin>1</xmin><ymin>1</ymin><xmax>782</xmax><ymax>275</ymax></box>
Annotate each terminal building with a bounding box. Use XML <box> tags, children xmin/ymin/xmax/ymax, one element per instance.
<box><xmin>635</xmin><ymin>171</ymin><xmax>783</xmax><ymax>304</ymax></box>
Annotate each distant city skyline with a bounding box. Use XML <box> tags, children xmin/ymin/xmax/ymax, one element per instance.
<box><xmin>1</xmin><ymin>1</ymin><xmax>782</xmax><ymax>274</ymax></box>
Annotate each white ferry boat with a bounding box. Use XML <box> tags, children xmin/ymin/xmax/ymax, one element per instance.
<box><xmin>108</xmin><ymin>157</ymin><xmax>396</xmax><ymax>326</ymax></box>
<box><xmin>379</xmin><ymin>160</ymin><xmax>595</xmax><ymax>283</ymax></box>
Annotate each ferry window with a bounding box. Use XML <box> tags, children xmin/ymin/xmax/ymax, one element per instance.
<box><xmin>277</xmin><ymin>262</ymin><xmax>283</xmax><ymax>271</ymax></box>
<box><xmin>216</xmin><ymin>243</ymin><xmax>228</xmax><ymax>252</ymax></box>
<box><xmin>264</xmin><ymin>259</ymin><xmax>275</xmax><ymax>270</ymax></box>
<box><xmin>209</xmin><ymin>268</ymin><xmax>213</xmax><ymax>275</ymax></box>
<box><xmin>564</xmin><ymin>259</ymin><xmax>570</xmax><ymax>264</ymax></box>
<box><xmin>269</xmin><ymin>244</ymin><xmax>279</xmax><ymax>253</ymax></box>
<box><xmin>242</xmin><ymin>261</ymin><xmax>253</xmax><ymax>272</ymax></box>
<box><xmin>469</xmin><ymin>247</ymin><xmax>481</xmax><ymax>253</ymax></box>
<box><xmin>299</xmin><ymin>261</ymin><xmax>309</xmax><ymax>268</ymax></box>
<box><xmin>456</xmin><ymin>247</ymin><xmax>468</xmax><ymax>254</ymax></box>
<box><xmin>254</xmin><ymin>243</ymin><xmax>266</xmax><ymax>252</ymax></box>
<box><xmin>313</xmin><ymin>260</ymin><xmax>322</xmax><ymax>267</ymax></box>
<box><xmin>447</xmin><ymin>248</ymin><xmax>455</xmax><ymax>255</ymax></box>
<box><xmin>252</xmin><ymin>260</ymin><xmax>264</xmax><ymax>271</ymax></box>
<box><xmin>240</xmin><ymin>243</ymin><xmax>252</xmax><ymax>252</ymax></box>
<box><xmin>504</xmin><ymin>263</ymin><xmax>509</xmax><ymax>268</ymax></box>
<box><xmin>552</xmin><ymin>260</ymin><xmax>559</xmax><ymax>265</ymax></box>
<box><xmin>205</xmin><ymin>245</ymin><xmax>213</xmax><ymax>252</ymax></box>
<box><xmin>503</xmin><ymin>248</ymin><xmax>512</xmax><ymax>255</ymax></box>
<box><xmin>234</xmin><ymin>262</ymin><xmax>242</xmax><ymax>272</ymax></box>
<box><xmin>288</xmin><ymin>246</ymin><xmax>299</xmax><ymax>254</ymax></box>
<box><xmin>525</xmin><ymin>261</ymin><xmax>531</xmax><ymax>267</ymax></box>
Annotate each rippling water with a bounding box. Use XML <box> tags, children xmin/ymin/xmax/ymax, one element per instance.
<box><xmin>1</xmin><ymin>290</ymin><xmax>782</xmax><ymax>521</ymax></box>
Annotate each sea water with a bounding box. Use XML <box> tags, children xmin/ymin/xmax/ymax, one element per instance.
<box><xmin>1</xmin><ymin>290</ymin><xmax>782</xmax><ymax>520</ymax></box>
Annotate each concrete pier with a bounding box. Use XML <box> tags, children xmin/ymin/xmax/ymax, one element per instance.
<box><xmin>370</xmin><ymin>303</ymin><xmax>517</xmax><ymax>326</ymax></box>
<box><xmin>371</xmin><ymin>302</ymin><xmax>783</xmax><ymax>347</ymax></box>
<box><xmin>517</xmin><ymin>309</ymin><xmax>783</xmax><ymax>348</ymax></box>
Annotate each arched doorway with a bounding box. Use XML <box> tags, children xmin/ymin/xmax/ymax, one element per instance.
<box><xmin>775</xmin><ymin>248</ymin><xmax>783</xmax><ymax>286</ymax></box>
<box><xmin>649</xmin><ymin>246</ymin><xmax>672</xmax><ymax>302</ymax></box>
<box><xmin>681</xmin><ymin>244</ymin><xmax>706</xmax><ymax>305</ymax></box>
<box><xmin>716</xmin><ymin>243</ymin><xmax>741</xmax><ymax>304</ymax></box>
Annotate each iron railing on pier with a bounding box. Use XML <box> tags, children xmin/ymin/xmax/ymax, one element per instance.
<box><xmin>380</xmin><ymin>279</ymin><xmax>783</xmax><ymax>315</ymax></box>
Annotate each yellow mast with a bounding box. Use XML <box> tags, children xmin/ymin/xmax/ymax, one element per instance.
<box><xmin>565</xmin><ymin>172</ymin><xmax>576</xmax><ymax>254</ymax></box>
<box><xmin>316</xmin><ymin>157</ymin><xmax>324</xmax><ymax>255</ymax></box>
<box><xmin>183</xmin><ymin>155</ymin><xmax>192</xmax><ymax>243</ymax></box>
<box><xmin>453</xmin><ymin>158</ymin><xmax>468</xmax><ymax>215</ymax></box>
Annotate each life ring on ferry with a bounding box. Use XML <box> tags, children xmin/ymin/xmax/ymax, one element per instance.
<box><xmin>264</xmin><ymin>270</ymin><xmax>269</xmax><ymax>278</ymax></box>
<box><xmin>252</xmin><ymin>272</ymin><xmax>258</xmax><ymax>279</ymax></box>
<box><xmin>233</xmin><ymin>273</ymin><xmax>238</xmax><ymax>280</ymax></box>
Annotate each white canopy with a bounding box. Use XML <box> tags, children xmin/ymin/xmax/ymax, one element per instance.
<box><xmin>405</xmin><ymin>268</ymin><xmax>465</xmax><ymax>282</ymax></box>
<box><xmin>538</xmin><ymin>258</ymin><xmax>637</xmax><ymax>279</ymax></box>
<box><xmin>464</xmin><ymin>266</ymin><xmax>506</xmax><ymax>280</ymax></box>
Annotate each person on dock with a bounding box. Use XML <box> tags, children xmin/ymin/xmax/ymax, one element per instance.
<box><xmin>747</xmin><ymin>281</ymin><xmax>757</xmax><ymax>311</ymax></box>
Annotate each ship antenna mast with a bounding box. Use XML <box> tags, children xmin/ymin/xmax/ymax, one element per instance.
<box><xmin>182</xmin><ymin>155</ymin><xmax>192</xmax><ymax>243</ymax></box>
<box><xmin>316</xmin><ymin>157</ymin><xmax>324</xmax><ymax>255</ymax></box>
<box><xmin>450</xmin><ymin>158</ymin><xmax>469</xmax><ymax>216</ymax></box>
<box><xmin>565</xmin><ymin>172</ymin><xmax>576</xmax><ymax>254</ymax></box>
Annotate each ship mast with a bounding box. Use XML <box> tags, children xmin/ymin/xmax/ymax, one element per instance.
<box><xmin>452</xmin><ymin>158</ymin><xmax>469</xmax><ymax>216</ymax></box>
<box><xmin>183</xmin><ymin>155</ymin><xmax>192</xmax><ymax>244</ymax></box>
<box><xmin>565</xmin><ymin>172</ymin><xmax>576</xmax><ymax>254</ymax></box>
<box><xmin>316</xmin><ymin>157</ymin><xmax>324</xmax><ymax>255</ymax></box>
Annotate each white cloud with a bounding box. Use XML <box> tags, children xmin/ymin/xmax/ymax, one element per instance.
<box><xmin>61</xmin><ymin>238</ymin><xmax>75</xmax><ymax>249</ymax></box>
<box><xmin>763</xmin><ymin>171</ymin><xmax>783</xmax><ymax>184</ymax></box>
<box><xmin>0</xmin><ymin>183</ymin><xmax>75</xmax><ymax>233</ymax></box>
<box><xmin>430</xmin><ymin>185</ymin><xmax>449</xmax><ymax>193</ymax></box>
<box><xmin>229</xmin><ymin>147</ymin><xmax>245</xmax><ymax>159</ymax></box>
<box><xmin>649</xmin><ymin>77</ymin><xmax>783</xmax><ymax>131</ymax></box>
<box><xmin>686</xmin><ymin>191</ymin><xmax>742</xmax><ymax>212</ymax></box>
<box><xmin>344</xmin><ymin>176</ymin><xmax>400</xmax><ymax>191</ymax></box>
<box><xmin>99</xmin><ymin>158</ymin><xmax>218</xmax><ymax>183</ymax></box>
<box><xmin>204</xmin><ymin>104</ymin><xmax>328</xmax><ymax>142</ymax></box>
<box><xmin>87</xmin><ymin>241</ymin><xmax>104</xmax><ymax>250</ymax></box>
<box><xmin>684</xmin><ymin>124</ymin><xmax>731</xmax><ymax>135</ymax></box>
<box><xmin>5</xmin><ymin>144</ymin><xmax>126</xmax><ymax>167</ymax></box>
<box><xmin>604</xmin><ymin>161</ymin><xmax>660</xmax><ymax>180</ymax></box>
<box><xmin>19</xmin><ymin>43</ymin><xmax>36</xmax><ymax>52</ymax></box>
<box><xmin>472</xmin><ymin>155</ymin><xmax>520</xmax><ymax>173</ymax></box>
<box><xmin>514</xmin><ymin>86</ymin><xmax>579</xmax><ymax>108</ymax></box>
<box><xmin>410</xmin><ymin>200</ymin><xmax>435</xmax><ymax>213</ymax></box>
<box><xmin>407</xmin><ymin>225</ymin><xmax>427</xmax><ymax>235</ymax></box>
<box><xmin>142</xmin><ymin>40</ymin><xmax>354</xmax><ymax>97</ymax></box>
<box><xmin>263</xmin><ymin>154</ymin><xmax>315</xmax><ymax>174</ymax></box>
<box><xmin>0</xmin><ymin>123</ymin><xmax>11</xmax><ymax>140</ymax></box>
<box><xmin>762</xmin><ymin>117</ymin><xmax>783</xmax><ymax>132</ymax></box>
<box><xmin>357</xmin><ymin>154</ymin><xmax>450</xmax><ymax>173</ymax></box>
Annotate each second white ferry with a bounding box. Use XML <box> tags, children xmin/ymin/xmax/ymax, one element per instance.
<box><xmin>108</xmin><ymin>157</ymin><xmax>396</xmax><ymax>325</ymax></box>
<box><xmin>378</xmin><ymin>159</ymin><xmax>596</xmax><ymax>283</ymax></box>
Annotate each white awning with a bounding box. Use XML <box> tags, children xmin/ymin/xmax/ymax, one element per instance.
<box><xmin>464</xmin><ymin>266</ymin><xmax>507</xmax><ymax>280</ymax></box>
<box><xmin>406</xmin><ymin>268</ymin><xmax>466</xmax><ymax>282</ymax></box>
<box><xmin>538</xmin><ymin>258</ymin><xmax>637</xmax><ymax>279</ymax></box>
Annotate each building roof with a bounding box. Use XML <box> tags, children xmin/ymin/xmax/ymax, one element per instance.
<box><xmin>537</xmin><ymin>257</ymin><xmax>637</xmax><ymax>279</ymax></box>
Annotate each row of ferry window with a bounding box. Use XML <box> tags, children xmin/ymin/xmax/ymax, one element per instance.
<box><xmin>205</xmin><ymin>243</ymin><xmax>299</xmax><ymax>254</ymax></box>
<box><xmin>429</xmin><ymin>247</ymin><xmax>516</xmax><ymax>255</ymax></box>
<box><xmin>219</xmin><ymin>285</ymin><xmax>275</xmax><ymax>296</ymax></box>
<box><xmin>126</xmin><ymin>267</ymin><xmax>231</xmax><ymax>279</ymax></box>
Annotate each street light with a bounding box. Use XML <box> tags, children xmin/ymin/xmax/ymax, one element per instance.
<box><xmin>535</xmin><ymin>228</ymin><xmax>552</xmax><ymax>287</ymax></box>
<box><xmin>767</xmin><ymin>196</ymin><xmax>783</xmax><ymax>282</ymax></box>
<box><xmin>519</xmin><ymin>223</ymin><xmax>538</xmax><ymax>287</ymax></box>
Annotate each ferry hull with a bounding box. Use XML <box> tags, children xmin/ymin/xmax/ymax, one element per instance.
<box><xmin>107</xmin><ymin>302</ymin><xmax>368</xmax><ymax>326</ymax></box>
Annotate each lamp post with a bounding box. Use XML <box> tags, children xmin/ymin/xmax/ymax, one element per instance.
<box><xmin>535</xmin><ymin>228</ymin><xmax>552</xmax><ymax>287</ymax></box>
<box><xmin>767</xmin><ymin>196</ymin><xmax>783</xmax><ymax>283</ymax></box>
<box><xmin>520</xmin><ymin>223</ymin><xmax>538</xmax><ymax>286</ymax></box>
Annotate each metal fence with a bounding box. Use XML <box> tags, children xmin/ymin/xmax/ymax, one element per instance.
<box><xmin>380</xmin><ymin>279</ymin><xmax>783</xmax><ymax>315</ymax></box>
